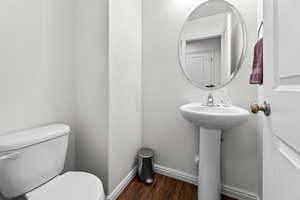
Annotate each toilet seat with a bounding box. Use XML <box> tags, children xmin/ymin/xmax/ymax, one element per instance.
<box><xmin>26</xmin><ymin>172</ymin><xmax>105</xmax><ymax>200</ymax></box>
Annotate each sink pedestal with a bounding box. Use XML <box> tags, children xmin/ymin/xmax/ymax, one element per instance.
<box><xmin>179</xmin><ymin>103</ymin><xmax>250</xmax><ymax>200</ymax></box>
<box><xmin>198</xmin><ymin>127</ymin><xmax>221</xmax><ymax>200</ymax></box>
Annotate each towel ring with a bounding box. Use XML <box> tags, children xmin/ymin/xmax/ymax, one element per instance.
<box><xmin>257</xmin><ymin>21</ymin><xmax>263</xmax><ymax>39</ymax></box>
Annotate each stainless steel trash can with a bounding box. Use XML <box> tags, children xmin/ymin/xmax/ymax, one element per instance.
<box><xmin>138</xmin><ymin>148</ymin><xmax>154</xmax><ymax>184</ymax></box>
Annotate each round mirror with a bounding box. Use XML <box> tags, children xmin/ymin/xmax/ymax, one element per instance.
<box><xmin>178</xmin><ymin>0</ymin><xmax>247</xmax><ymax>90</ymax></box>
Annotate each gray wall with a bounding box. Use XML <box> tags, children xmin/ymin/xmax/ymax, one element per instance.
<box><xmin>0</xmin><ymin>0</ymin><xmax>141</xmax><ymax>196</ymax></box>
<box><xmin>108</xmin><ymin>0</ymin><xmax>142</xmax><ymax>193</ymax></box>
<box><xmin>75</xmin><ymin>0</ymin><xmax>109</xmax><ymax>192</ymax></box>
<box><xmin>0</xmin><ymin>0</ymin><xmax>111</xmax><ymax>195</ymax></box>
<box><xmin>0</xmin><ymin>0</ymin><xmax>76</xmax><ymax>172</ymax></box>
<box><xmin>142</xmin><ymin>0</ymin><xmax>258</xmax><ymax>195</ymax></box>
<box><xmin>75</xmin><ymin>0</ymin><xmax>142</xmax><ymax>194</ymax></box>
<box><xmin>0</xmin><ymin>0</ymin><xmax>258</xmax><ymax>197</ymax></box>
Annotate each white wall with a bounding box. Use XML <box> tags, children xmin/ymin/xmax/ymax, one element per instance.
<box><xmin>108</xmin><ymin>0</ymin><xmax>142</xmax><ymax>193</ymax></box>
<box><xmin>221</xmin><ymin>0</ymin><xmax>258</xmax><ymax>195</ymax></box>
<box><xmin>75</xmin><ymin>0</ymin><xmax>141</xmax><ymax>194</ymax></box>
<box><xmin>0</xmin><ymin>0</ymin><xmax>258</xmax><ymax>198</ymax></box>
<box><xmin>75</xmin><ymin>0</ymin><xmax>109</xmax><ymax>192</ymax></box>
<box><xmin>0</xmin><ymin>0</ymin><xmax>141</xmax><ymax>196</ymax></box>
<box><xmin>182</xmin><ymin>14</ymin><xmax>227</xmax><ymax>40</ymax></box>
<box><xmin>142</xmin><ymin>0</ymin><xmax>258</xmax><ymax>195</ymax></box>
<box><xmin>231</xmin><ymin>13</ymin><xmax>244</xmax><ymax>73</ymax></box>
<box><xmin>0</xmin><ymin>0</ymin><xmax>140</xmax><ymax>197</ymax></box>
<box><xmin>0</xmin><ymin>0</ymin><xmax>76</xmax><ymax>173</ymax></box>
<box><xmin>0</xmin><ymin>0</ymin><xmax>111</xmax><ymax>195</ymax></box>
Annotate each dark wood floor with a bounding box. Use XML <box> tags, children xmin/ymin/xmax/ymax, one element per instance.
<box><xmin>118</xmin><ymin>173</ymin><xmax>236</xmax><ymax>200</ymax></box>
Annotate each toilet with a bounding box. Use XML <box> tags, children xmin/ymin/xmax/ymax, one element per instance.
<box><xmin>0</xmin><ymin>124</ymin><xmax>105</xmax><ymax>200</ymax></box>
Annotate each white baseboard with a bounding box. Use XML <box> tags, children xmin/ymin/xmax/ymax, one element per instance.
<box><xmin>106</xmin><ymin>166</ymin><xmax>137</xmax><ymax>200</ymax></box>
<box><xmin>106</xmin><ymin>164</ymin><xmax>258</xmax><ymax>200</ymax></box>
<box><xmin>154</xmin><ymin>164</ymin><xmax>198</xmax><ymax>185</ymax></box>
<box><xmin>154</xmin><ymin>164</ymin><xmax>258</xmax><ymax>200</ymax></box>
<box><xmin>222</xmin><ymin>184</ymin><xmax>258</xmax><ymax>200</ymax></box>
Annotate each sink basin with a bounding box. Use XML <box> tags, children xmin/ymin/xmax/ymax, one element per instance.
<box><xmin>179</xmin><ymin>102</ymin><xmax>249</xmax><ymax>200</ymax></box>
<box><xmin>179</xmin><ymin>103</ymin><xmax>249</xmax><ymax>130</ymax></box>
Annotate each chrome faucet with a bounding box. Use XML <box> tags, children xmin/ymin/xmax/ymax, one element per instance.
<box><xmin>206</xmin><ymin>93</ymin><xmax>215</xmax><ymax>107</ymax></box>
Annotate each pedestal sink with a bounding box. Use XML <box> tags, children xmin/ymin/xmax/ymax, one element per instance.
<box><xmin>179</xmin><ymin>103</ymin><xmax>249</xmax><ymax>200</ymax></box>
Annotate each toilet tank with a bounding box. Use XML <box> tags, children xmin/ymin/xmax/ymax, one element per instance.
<box><xmin>0</xmin><ymin>124</ymin><xmax>70</xmax><ymax>198</ymax></box>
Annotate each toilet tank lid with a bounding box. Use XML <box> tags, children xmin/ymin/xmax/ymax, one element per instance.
<box><xmin>0</xmin><ymin>124</ymin><xmax>71</xmax><ymax>152</ymax></box>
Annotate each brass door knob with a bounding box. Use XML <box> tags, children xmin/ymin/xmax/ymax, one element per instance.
<box><xmin>250</xmin><ymin>101</ymin><xmax>271</xmax><ymax>116</ymax></box>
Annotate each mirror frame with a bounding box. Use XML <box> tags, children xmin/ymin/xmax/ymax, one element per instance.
<box><xmin>178</xmin><ymin>0</ymin><xmax>247</xmax><ymax>90</ymax></box>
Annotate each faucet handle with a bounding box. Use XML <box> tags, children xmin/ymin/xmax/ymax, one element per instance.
<box><xmin>207</xmin><ymin>93</ymin><xmax>215</xmax><ymax>106</ymax></box>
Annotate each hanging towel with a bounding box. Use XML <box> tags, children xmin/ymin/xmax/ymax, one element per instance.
<box><xmin>250</xmin><ymin>38</ymin><xmax>263</xmax><ymax>84</ymax></box>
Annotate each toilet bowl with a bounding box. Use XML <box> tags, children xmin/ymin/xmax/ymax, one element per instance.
<box><xmin>26</xmin><ymin>172</ymin><xmax>105</xmax><ymax>200</ymax></box>
<box><xmin>0</xmin><ymin>124</ymin><xmax>105</xmax><ymax>200</ymax></box>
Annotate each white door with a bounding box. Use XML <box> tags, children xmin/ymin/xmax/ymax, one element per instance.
<box><xmin>263</xmin><ymin>1</ymin><xmax>300</xmax><ymax>199</ymax></box>
<box><xmin>185</xmin><ymin>50</ymin><xmax>215</xmax><ymax>87</ymax></box>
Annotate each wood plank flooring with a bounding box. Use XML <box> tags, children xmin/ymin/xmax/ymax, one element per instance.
<box><xmin>117</xmin><ymin>173</ymin><xmax>236</xmax><ymax>200</ymax></box>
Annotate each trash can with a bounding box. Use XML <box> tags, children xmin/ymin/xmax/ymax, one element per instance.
<box><xmin>138</xmin><ymin>148</ymin><xmax>154</xmax><ymax>184</ymax></box>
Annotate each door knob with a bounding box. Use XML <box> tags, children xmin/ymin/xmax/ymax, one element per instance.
<box><xmin>250</xmin><ymin>101</ymin><xmax>271</xmax><ymax>116</ymax></box>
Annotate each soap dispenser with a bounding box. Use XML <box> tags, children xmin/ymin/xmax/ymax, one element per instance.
<box><xmin>220</xmin><ymin>89</ymin><xmax>231</xmax><ymax>107</ymax></box>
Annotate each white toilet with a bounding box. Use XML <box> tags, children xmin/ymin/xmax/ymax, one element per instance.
<box><xmin>0</xmin><ymin>124</ymin><xmax>105</xmax><ymax>200</ymax></box>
